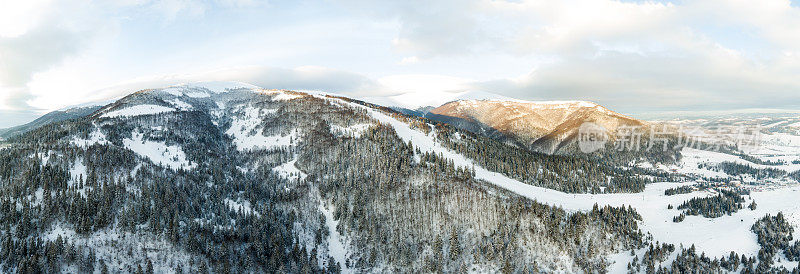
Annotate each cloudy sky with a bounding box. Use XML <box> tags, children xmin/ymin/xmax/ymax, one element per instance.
<box><xmin>2</xmin><ymin>0</ymin><xmax>800</xmax><ymax>127</ymax></box>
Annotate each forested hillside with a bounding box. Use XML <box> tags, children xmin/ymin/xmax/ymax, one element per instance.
<box><xmin>0</xmin><ymin>83</ymin><xmax>650</xmax><ymax>273</ymax></box>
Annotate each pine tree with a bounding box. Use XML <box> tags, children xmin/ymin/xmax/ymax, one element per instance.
<box><xmin>146</xmin><ymin>259</ymin><xmax>154</xmax><ymax>274</ymax></box>
<box><xmin>449</xmin><ymin>229</ymin><xmax>460</xmax><ymax>261</ymax></box>
<box><xmin>100</xmin><ymin>259</ymin><xmax>109</xmax><ymax>274</ymax></box>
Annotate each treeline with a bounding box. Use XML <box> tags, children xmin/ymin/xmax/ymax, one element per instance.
<box><xmin>676</xmin><ymin>190</ymin><xmax>747</xmax><ymax>219</ymax></box>
<box><xmin>699</xmin><ymin>161</ymin><xmax>788</xmax><ymax>180</ymax></box>
<box><xmin>664</xmin><ymin>186</ymin><xmax>695</xmax><ymax>196</ymax></box>
<box><xmin>751</xmin><ymin>212</ymin><xmax>800</xmax><ymax>271</ymax></box>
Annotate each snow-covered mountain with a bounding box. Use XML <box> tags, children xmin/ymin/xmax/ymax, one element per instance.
<box><xmin>426</xmin><ymin>99</ymin><xmax>644</xmax><ymax>154</ymax></box>
<box><xmin>1</xmin><ymin>82</ymin><xmax>799</xmax><ymax>273</ymax></box>
<box><xmin>0</xmin><ymin>105</ymin><xmax>104</xmax><ymax>140</ymax></box>
<box><xmin>361</xmin><ymin>90</ymin><xmax>513</xmax><ymax>110</ymax></box>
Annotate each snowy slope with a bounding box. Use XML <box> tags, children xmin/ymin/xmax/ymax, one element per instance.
<box><xmin>123</xmin><ymin>132</ymin><xmax>196</xmax><ymax>170</ymax></box>
<box><xmin>102</xmin><ymin>105</ymin><xmax>176</xmax><ymax>118</ymax></box>
<box><xmin>361</xmin><ymin>90</ymin><xmax>514</xmax><ymax>110</ymax></box>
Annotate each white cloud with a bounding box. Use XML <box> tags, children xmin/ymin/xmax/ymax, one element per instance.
<box><xmin>6</xmin><ymin>0</ymin><xmax>800</xmax><ymax>127</ymax></box>
<box><xmin>22</xmin><ymin>65</ymin><xmax>392</xmax><ymax>111</ymax></box>
<box><xmin>0</xmin><ymin>0</ymin><xmax>236</xmax><ymax>113</ymax></box>
<box><xmin>149</xmin><ymin>0</ymin><xmax>207</xmax><ymax>21</ymax></box>
<box><xmin>0</xmin><ymin>0</ymin><xmax>54</xmax><ymax>38</ymax></box>
<box><xmin>398</xmin><ymin>56</ymin><xmax>419</xmax><ymax>65</ymax></box>
<box><xmin>346</xmin><ymin>0</ymin><xmax>800</xmax><ymax>112</ymax></box>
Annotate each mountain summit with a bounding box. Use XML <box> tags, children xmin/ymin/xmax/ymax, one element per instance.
<box><xmin>427</xmin><ymin>99</ymin><xmax>644</xmax><ymax>154</ymax></box>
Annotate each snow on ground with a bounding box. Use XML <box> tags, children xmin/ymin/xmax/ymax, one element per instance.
<box><xmin>20</xmin><ymin>187</ymin><xmax>46</xmax><ymax>208</ymax></box>
<box><xmin>226</xmin><ymin>105</ymin><xmax>296</xmax><ymax>151</ymax></box>
<box><xmin>320</xmin><ymin>202</ymin><xmax>352</xmax><ymax>273</ymax></box>
<box><xmin>102</xmin><ymin>104</ymin><xmax>175</xmax><ymax>118</ymax></box>
<box><xmin>607</xmin><ymin>248</ymin><xmax>644</xmax><ymax>274</ymax></box>
<box><xmin>123</xmin><ymin>132</ymin><xmax>196</xmax><ymax>170</ymax></box>
<box><xmin>329</xmin><ymin>124</ymin><xmax>372</xmax><ymax>138</ymax></box>
<box><xmin>36</xmin><ymin>150</ymin><xmax>53</xmax><ymax>166</ymax></box>
<box><xmin>160</xmin><ymin>81</ymin><xmax>259</xmax><ymax>97</ymax></box>
<box><xmin>161</xmin><ymin>87</ymin><xmax>184</xmax><ymax>96</ymax></box>
<box><xmin>185</xmin><ymin>90</ymin><xmax>210</xmax><ymax>98</ymax></box>
<box><xmin>668</xmin><ymin>147</ymin><xmax>800</xmax><ymax>177</ymax></box>
<box><xmin>185</xmin><ymin>81</ymin><xmax>259</xmax><ymax>93</ymax></box>
<box><xmin>68</xmin><ymin>159</ymin><xmax>87</xmax><ymax>188</ymax></box>
<box><xmin>230</xmin><ymin>129</ymin><xmax>297</xmax><ymax>152</ymax></box>
<box><xmin>271</xmin><ymin>91</ymin><xmax>303</xmax><ymax>101</ymax></box>
<box><xmin>67</xmin><ymin>158</ymin><xmax>92</xmax><ymax>198</ymax></box>
<box><xmin>44</xmin><ymin>222</ymin><xmax>197</xmax><ymax>273</ymax></box>
<box><xmin>321</xmin><ymin>96</ymin><xmax>800</xmax><ymax>260</ymax></box>
<box><xmin>224</xmin><ymin>198</ymin><xmax>260</xmax><ymax>217</ymax></box>
<box><xmin>607</xmin><ymin>247</ymin><xmax>681</xmax><ymax>274</ymax></box>
<box><xmin>751</xmin><ymin>133</ymin><xmax>800</xmax><ymax>164</ymax></box>
<box><xmin>71</xmin><ymin>129</ymin><xmax>110</xmax><ymax>148</ymax></box>
<box><xmin>166</xmin><ymin>98</ymin><xmax>193</xmax><ymax>110</ymax></box>
<box><xmin>273</xmin><ymin>158</ymin><xmax>307</xmax><ymax>181</ymax></box>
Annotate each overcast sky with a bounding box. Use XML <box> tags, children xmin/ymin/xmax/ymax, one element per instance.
<box><xmin>2</xmin><ymin>0</ymin><xmax>800</xmax><ymax>128</ymax></box>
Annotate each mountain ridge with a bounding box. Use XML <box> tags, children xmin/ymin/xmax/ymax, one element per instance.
<box><xmin>426</xmin><ymin>98</ymin><xmax>645</xmax><ymax>154</ymax></box>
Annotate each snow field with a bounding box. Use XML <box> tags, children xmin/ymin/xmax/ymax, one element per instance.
<box><xmin>70</xmin><ymin>129</ymin><xmax>110</xmax><ymax>148</ymax></box>
<box><xmin>225</xmin><ymin>105</ymin><xmax>297</xmax><ymax>151</ymax></box>
<box><xmin>320</xmin><ymin>201</ymin><xmax>353</xmax><ymax>273</ymax></box>
<box><xmin>123</xmin><ymin>132</ymin><xmax>196</xmax><ymax>170</ymax></box>
<box><xmin>224</xmin><ymin>198</ymin><xmax>260</xmax><ymax>217</ymax></box>
<box><xmin>166</xmin><ymin>98</ymin><xmax>193</xmax><ymax>110</ymax></box>
<box><xmin>102</xmin><ymin>105</ymin><xmax>175</xmax><ymax>118</ymax></box>
<box><xmin>273</xmin><ymin>158</ymin><xmax>308</xmax><ymax>181</ymax></box>
<box><xmin>43</xmin><ymin>222</ymin><xmax>198</xmax><ymax>273</ymax></box>
<box><xmin>329</xmin><ymin>124</ymin><xmax>371</xmax><ymax>138</ymax></box>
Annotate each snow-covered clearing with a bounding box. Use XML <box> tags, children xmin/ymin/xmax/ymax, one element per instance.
<box><xmin>44</xmin><ymin>223</ymin><xmax>197</xmax><ymax>273</ymax></box>
<box><xmin>185</xmin><ymin>91</ymin><xmax>210</xmax><ymax>98</ymax></box>
<box><xmin>323</xmin><ymin>96</ymin><xmax>800</xmax><ymax>260</ymax></box>
<box><xmin>269</xmin><ymin>91</ymin><xmax>303</xmax><ymax>101</ymax></box>
<box><xmin>123</xmin><ymin>132</ymin><xmax>196</xmax><ymax>170</ymax></box>
<box><xmin>677</xmin><ymin>147</ymin><xmax>800</xmax><ymax>173</ymax></box>
<box><xmin>71</xmin><ymin>129</ymin><xmax>109</xmax><ymax>148</ymax></box>
<box><xmin>273</xmin><ymin>158</ymin><xmax>307</xmax><ymax>181</ymax></box>
<box><xmin>226</xmin><ymin>106</ymin><xmax>296</xmax><ymax>151</ymax></box>
<box><xmin>102</xmin><ymin>104</ymin><xmax>175</xmax><ymax>118</ymax></box>
<box><xmin>68</xmin><ymin>159</ymin><xmax>87</xmax><ymax>188</ymax></box>
<box><xmin>224</xmin><ymin>198</ymin><xmax>260</xmax><ymax>217</ymax></box>
<box><xmin>320</xmin><ymin>202</ymin><xmax>352</xmax><ymax>273</ymax></box>
<box><xmin>166</xmin><ymin>98</ymin><xmax>193</xmax><ymax>110</ymax></box>
<box><xmin>67</xmin><ymin>159</ymin><xmax>92</xmax><ymax>198</ymax></box>
<box><xmin>330</xmin><ymin>124</ymin><xmax>371</xmax><ymax>138</ymax></box>
<box><xmin>750</xmin><ymin>133</ymin><xmax>800</xmax><ymax>165</ymax></box>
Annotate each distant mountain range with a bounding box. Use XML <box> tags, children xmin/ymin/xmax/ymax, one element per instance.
<box><xmin>424</xmin><ymin>99</ymin><xmax>644</xmax><ymax>154</ymax></box>
<box><xmin>0</xmin><ymin>105</ymin><xmax>104</xmax><ymax>140</ymax></box>
<box><xmin>0</xmin><ymin>87</ymin><xmax>646</xmax><ymax>156</ymax></box>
